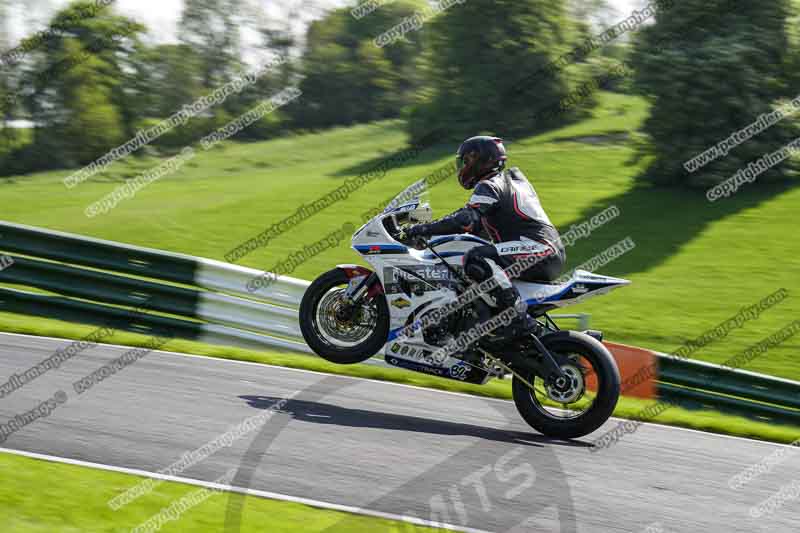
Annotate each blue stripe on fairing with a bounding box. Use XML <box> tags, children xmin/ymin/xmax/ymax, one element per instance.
<box><xmin>422</xmin><ymin>251</ymin><xmax>464</xmax><ymax>259</ymax></box>
<box><xmin>388</xmin><ymin>320</ymin><xmax>423</xmax><ymax>341</ymax></box>
<box><xmin>525</xmin><ymin>281</ymin><xmax>617</xmax><ymax>305</ymax></box>
<box><xmin>354</xmin><ymin>244</ymin><xmax>408</xmax><ymax>254</ymax></box>
<box><xmin>429</xmin><ymin>235</ymin><xmax>492</xmax><ymax>247</ymax></box>
<box><xmin>387</xmin><ymin>327</ymin><xmax>404</xmax><ymax>341</ymax></box>
<box><xmin>526</xmin><ymin>283</ymin><xmax>573</xmax><ymax>306</ymax></box>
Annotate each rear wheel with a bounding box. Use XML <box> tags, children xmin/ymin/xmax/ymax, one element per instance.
<box><xmin>512</xmin><ymin>331</ymin><xmax>620</xmax><ymax>439</ymax></box>
<box><xmin>299</xmin><ymin>268</ymin><xmax>390</xmax><ymax>364</ymax></box>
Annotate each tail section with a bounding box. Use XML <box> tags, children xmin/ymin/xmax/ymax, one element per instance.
<box><xmin>515</xmin><ymin>269</ymin><xmax>630</xmax><ymax>308</ymax></box>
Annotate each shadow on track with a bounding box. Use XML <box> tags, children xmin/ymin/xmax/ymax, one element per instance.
<box><xmin>225</xmin><ymin>376</ymin><xmax>578</xmax><ymax>533</ymax></box>
<box><xmin>239</xmin><ymin>394</ymin><xmax>593</xmax><ymax>449</ymax></box>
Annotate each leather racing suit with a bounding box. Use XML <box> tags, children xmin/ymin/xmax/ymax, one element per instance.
<box><xmin>414</xmin><ymin>166</ymin><xmax>565</xmax><ymax>286</ymax></box>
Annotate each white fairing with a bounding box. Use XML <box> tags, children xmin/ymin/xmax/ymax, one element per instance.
<box><xmin>515</xmin><ymin>270</ymin><xmax>631</xmax><ymax>307</ymax></box>
<box><xmin>347</xmin><ymin>180</ymin><xmax>629</xmax><ymax>383</ymax></box>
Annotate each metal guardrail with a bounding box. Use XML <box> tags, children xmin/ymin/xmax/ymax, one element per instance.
<box><xmin>656</xmin><ymin>354</ymin><xmax>800</xmax><ymax>426</ymax></box>
<box><xmin>550</xmin><ymin>313</ymin><xmax>591</xmax><ymax>331</ymax></box>
<box><xmin>0</xmin><ymin>221</ymin><xmax>312</xmax><ymax>353</ymax></box>
<box><xmin>1</xmin><ymin>221</ymin><xmax>799</xmax><ymax>426</ymax></box>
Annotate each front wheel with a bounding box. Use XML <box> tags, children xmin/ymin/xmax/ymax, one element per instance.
<box><xmin>299</xmin><ymin>268</ymin><xmax>390</xmax><ymax>364</ymax></box>
<box><xmin>512</xmin><ymin>331</ymin><xmax>620</xmax><ymax>439</ymax></box>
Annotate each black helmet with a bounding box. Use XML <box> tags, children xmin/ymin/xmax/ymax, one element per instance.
<box><xmin>456</xmin><ymin>136</ymin><xmax>507</xmax><ymax>189</ymax></box>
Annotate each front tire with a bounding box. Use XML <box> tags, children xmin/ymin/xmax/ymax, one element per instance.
<box><xmin>512</xmin><ymin>331</ymin><xmax>620</xmax><ymax>439</ymax></box>
<box><xmin>299</xmin><ymin>268</ymin><xmax>390</xmax><ymax>364</ymax></box>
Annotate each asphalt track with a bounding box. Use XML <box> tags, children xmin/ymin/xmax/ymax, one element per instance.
<box><xmin>1</xmin><ymin>332</ymin><xmax>798</xmax><ymax>532</ymax></box>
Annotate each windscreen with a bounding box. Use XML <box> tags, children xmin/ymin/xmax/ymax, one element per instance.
<box><xmin>383</xmin><ymin>178</ymin><xmax>430</xmax><ymax>214</ymax></box>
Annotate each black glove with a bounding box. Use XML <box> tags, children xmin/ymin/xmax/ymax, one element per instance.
<box><xmin>405</xmin><ymin>224</ymin><xmax>430</xmax><ymax>238</ymax></box>
<box><xmin>400</xmin><ymin>225</ymin><xmax>429</xmax><ymax>249</ymax></box>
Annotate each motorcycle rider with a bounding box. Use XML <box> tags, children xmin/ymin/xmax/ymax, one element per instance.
<box><xmin>404</xmin><ymin>135</ymin><xmax>566</xmax><ymax>341</ymax></box>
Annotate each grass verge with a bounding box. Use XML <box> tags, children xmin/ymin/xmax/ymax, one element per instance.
<box><xmin>0</xmin><ymin>452</ymin><xmax>440</xmax><ymax>532</ymax></box>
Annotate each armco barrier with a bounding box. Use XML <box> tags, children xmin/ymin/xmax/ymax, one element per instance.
<box><xmin>1</xmin><ymin>221</ymin><xmax>799</xmax><ymax>425</ymax></box>
<box><xmin>0</xmin><ymin>221</ymin><xmax>310</xmax><ymax>353</ymax></box>
<box><xmin>603</xmin><ymin>341</ymin><xmax>800</xmax><ymax>425</ymax></box>
<box><xmin>0</xmin><ymin>221</ymin><xmax>309</xmax><ymax>307</ymax></box>
<box><xmin>0</xmin><ymin>254</ymin><xmax>303</xmax><ymax>340</ymax></box>
<box><xmin>656</xmin><ymin>354</ymin><xmax>800</xmax><ymax>426</ymax></box>
<box><xmin>0</xmin><ymin>287</ymin><xmax>311</xmax><ymax>354</ymax></box>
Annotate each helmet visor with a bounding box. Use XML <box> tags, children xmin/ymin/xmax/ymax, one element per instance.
<box><xmin>456</xmin><ymin>155</ymin><xmax>465</xmax><ymax>172</ymax></box>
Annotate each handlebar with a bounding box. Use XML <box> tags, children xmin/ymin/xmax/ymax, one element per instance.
<box><xmin>383</xmin><ymin>217</ymin><xmax>427</xmax><ymax>250</ymax></box>
<box><xmin>390</xmin><ymin>226</ymin><xmax>428</xmax><ymax>250</ymax></box>
<box><xmin>408</xmin><ymin>235</ymin><xmax>429</xmax><ymax>250</ymax></box>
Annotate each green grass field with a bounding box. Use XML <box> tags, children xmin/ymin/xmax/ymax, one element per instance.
<box><xmin>0</xmin><ymin>452</ymin><xmax>438</xmax><ymax>532</ymax></box>
<box><xmin>1</xmin><ymin>91</ymin><xmax>797</xmax><ymax>379</ymax></box>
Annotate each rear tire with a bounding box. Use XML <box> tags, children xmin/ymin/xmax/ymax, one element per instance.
<box><xmin>512</xmin><ymin>331</ymin><xmax>620</xmax><ymax>439</ymax></box>
<box><xmin>299</xmin><ymin>268</ymin><xmax>390</xmax><ymax>364</ymax></box>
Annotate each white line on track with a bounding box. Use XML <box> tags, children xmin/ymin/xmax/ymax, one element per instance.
<box><xmin>1</xmin><ymin>331</ymin><xmax>796</xmax><ymax>450</ymax></box>
<box><xmin>0</xmin><ymin>446</ymin><xmax>491</xmax><ymax>533</ymax></box>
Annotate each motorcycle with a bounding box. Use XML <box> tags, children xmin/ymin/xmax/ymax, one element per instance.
<box><xmin>299</xmin><ymin>180</ymin><xmax>628</xmax><ymax>439</ymax></box>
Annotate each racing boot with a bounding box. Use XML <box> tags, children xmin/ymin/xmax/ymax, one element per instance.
<box><xmin>481</xmin><ymin>287</ymin><xmax>538</xmax><ymax>345</ymax></box>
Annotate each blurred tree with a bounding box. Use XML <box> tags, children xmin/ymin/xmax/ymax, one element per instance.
<box><xmin>290</xmin><ymin>0</ymin><xmax>427</xmax><ymax>129</ymax></box>
<box><xmin>248</xmin><ymin>0</ymin><xmax>327</xmax><ymax>87</ymax></box>
<box><xmin>57</xmin><ymin>38</ymin><xmax>125</xmax><ymax>163</ymax></box>
<box><xmin>123</xmin><ymin>42</ymin><xmax>223</xmax><ymax>149</ymax></box>
<box><xmin>569</xmin><ymin>0</ymin><xmax>618</xmax><ymax>29</ymax></box>
<box><xmin>230</xmin><ymin>0</ymin><xmax>326</xmax><ymax>140</ymax></box>
<box><xmin>0</xmin><ymin>0</ymin><xmax>19</xmax><ymax>173</ymax></box>
<box><xmin>0</xmin><ymin>0</ymin><xmax>11</xmax><ymax>119</ymax></box>
<box><xmin>567</xmin><ymin>0</ymin><xmax>631</xmax><ymax>93</ymax></box>
<box><xmin>129</xmin><ymin>43</ymin><xmax>205</xmax><ymax>119</ymax></box>
<box><xmin>17</xmin><ymin>0</ymin><xmax>145</xmax><ymax>168</ymax></box>
<box><xmin>786</xmin><ymin>0</ymin><xmax>800</xmax><ymax>89</ymax></box>
<box><xmin>179</xmin><ymin>0</ymin><xmax>243</xmax><ymax>89</ymax></box>
<box><xmin>260</xmin><ymin>18</ymin><xmax>297</xmax><ymax>89</ymax></box>
<box><xmin>406</xmin><ymin>0</ymin><xmax>579</xmax><ymax>140</ymax></box>
<box><xmin>631</xmin><ymin>0</ymin><xmax>800</xmax><ymax>187</ymax></box>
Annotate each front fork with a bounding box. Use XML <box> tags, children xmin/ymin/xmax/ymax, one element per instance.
<box><xmin>338</xmin><ymin>267</ymin><xmax>385</xmax><ymax>322</ymax></box>
<box><xmin>343</xmin><ymin>271</ymin><xmax>382</xmax><ymax>303</ymax></box>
